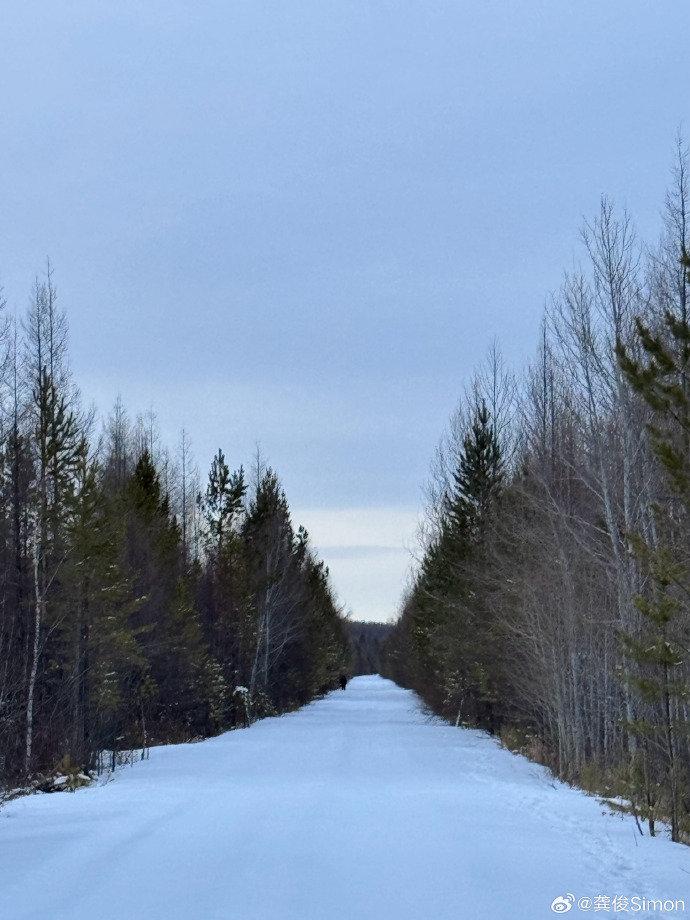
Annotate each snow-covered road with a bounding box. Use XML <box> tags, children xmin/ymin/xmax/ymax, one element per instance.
<box><xmin>1</xmin><ymin>676</ymin><xmax>686</xmax><ymax>920</ymax></box>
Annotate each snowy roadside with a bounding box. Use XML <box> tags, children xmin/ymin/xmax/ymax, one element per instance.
<box><xmin>0</xmin><ymin>676</ymin><xmax>687</xmax><ymax>920</ymax></box>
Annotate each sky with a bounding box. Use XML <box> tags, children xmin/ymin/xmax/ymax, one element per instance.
<box><xmin>0</xmin><ymin>1</ymin><xmax>687</xmax><ymax>621</ymax></box>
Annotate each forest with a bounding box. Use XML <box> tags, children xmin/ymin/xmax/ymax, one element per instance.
<box><xmin>347</xmin><ymin>620</ymin><xmax>392</xmax><ymax>676</ymax></box>
<box><xmin>385</xmin><ymin>140</ymin><xmax>690</xmax><ymax>842</ymax></box>
<box><xmin>0</xmin><ymin>268</ymin><xmax>350</xmax><ymax>792</ymax></box>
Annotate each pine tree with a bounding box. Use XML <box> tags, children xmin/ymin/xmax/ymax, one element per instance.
<box><xmin>199</xmin><ymin>450</ymin><xmax>252</xmax><ymax>728</ymax></box>
<box><xmin>619</xmin><ymin>541</ymin><xmax>688</xmax><ymax>840</ymax></box>
<box><xmin>64</xmin><ymin>450</ymin><xmax>146</xmax><ymax>769</ymax></box>
<box><xmin>204</xmin><ymin>451</ymin><xmax>245</xmax><ymax>557</ymax></box>
<box><xmin>24</xmin><ymin>266</ymin><xmax>86</xmax><ymax>774</ymax></box>
<box><xmin>445</xmin><ymin>400</ymin><xmax>503</xmax><ymax>541</ymax></box>
<box><xmin>243</xmin><ymin>469</ymin><xmax>298</xmax><ymax>711</ymax></box>
<box><xmin>121</xmin><ymin>451</ymin><xmax>213</xmax><ymax>742</ymax></box>
<box><xmin>398</xmin><ymin>401</ymin><xmax>506</xmax><ymax>729</ymax></box>
<box><xmin>617</xmin><ymin>252</ymin><xmax>690</xmax><ymax>841</ymax></box>
<box><xmin>0</xmin><ymin>328</ymin><xmax>34</xmax><ymax>781</ymax></box>
<box><xmin>444</xmin><ymin>400</ymin><xmax>504</xmax><ymax>727</ymax></box>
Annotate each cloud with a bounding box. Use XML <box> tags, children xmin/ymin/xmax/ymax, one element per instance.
<box><xmin>317</xmin><ymin>545</ymin><xmax>404</xmax><ymax>560</ymax></box>
<box><xmin>291</xmin><ymin>506</ymin><xmax>421</xmax><ymax>623</ymax></box>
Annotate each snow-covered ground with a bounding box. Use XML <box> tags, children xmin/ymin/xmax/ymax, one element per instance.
<box><xmin>0</xmin><ymin>676</ymin><xmax>687</xmax><ymax>920</ymax></box>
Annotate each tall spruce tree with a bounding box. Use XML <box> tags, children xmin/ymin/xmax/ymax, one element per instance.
<box><xmin>398</xmin><ymin>400</ymin><xmax>505</xmax><ymax>728</ymax></box>
<box><xmin>445</xmin><ymin>400</ymin><xmax>503</xmax><ymax>541</ymax></box>
<box><xmin>617</xmin><ymin>252</ymin><xmax>690</xmax><ymax>841</ymax></box>
<box><xmin>122</xmin><ymin>452</ymin><xmax>214</xmax><ymax>741</ymax></box>
<box><xmin>199</xmin><ymin>450</ymin><xmax>253</xmax><ymax>728</ymax></box>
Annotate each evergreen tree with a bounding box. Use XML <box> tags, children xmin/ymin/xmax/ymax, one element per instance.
<box><xmin>243</xmin><ymin>469</ymin><xmax>298</xmax><ymax>711</ymax></box>
<box><xmin>24</xmin><ymin>266</ymin><xmax>86</xmax><ymax>774</ymax></box>
<box><xmin>445</xmin><ymin>400</ymin><xmax>503</xmax><ymax>541</ymax></box>
<box><xmin>121</xmin><ymin>452</ymin><xmax>213</xmax><ymax>741</ymax></box>
<box><xmin>204</xmin><ymin>450</ymin><xmax>245</xmax><ymax>556</ymax></box>
<box><xmin>199</xmin><ymin>450</ymin><xmax>252</xmax><ymax>728</ymax></box>
<box><xmin>394</xmin><ymin>401</ymin><xmax>505</xmax><ymax>729</ymax></box>
<box><xmin>619</xmin><ymin>541</ymin><xmax>688</xmax><ymax>840</ymax></box>
<box><xmin>64</xmin><ymin>450</ymin><xmax>147</xmax><ymax>769</ymax></box>
<box><xmin>617</xmin><ymin>252</ymin><xmax>690</xmax><ymax>841</ymax></box>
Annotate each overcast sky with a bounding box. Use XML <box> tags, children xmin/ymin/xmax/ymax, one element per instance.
<box><xmin>1</xmin><ymin>1</ymin><xmax>686</xmax><ymax>620</ymax></box>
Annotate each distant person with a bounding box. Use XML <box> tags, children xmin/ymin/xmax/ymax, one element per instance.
<box><xmin>339</xmin><ymin>674</ymin><xmax>348</xmax><ymax>691</ymax></box>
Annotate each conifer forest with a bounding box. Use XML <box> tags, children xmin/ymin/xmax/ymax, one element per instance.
<box><xmin>0</xmin><ymin>268</ymin><xmax>349</xmax><ymax>789</ymax></box>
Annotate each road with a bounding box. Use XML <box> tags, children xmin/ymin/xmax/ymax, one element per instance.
<box><xmin>0</xmin><ymin>675</ymin><xmax>686</xmax><ymax>919</ymax></box>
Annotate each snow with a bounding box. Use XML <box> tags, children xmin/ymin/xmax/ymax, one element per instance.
<box><xmin>0</xmin><ymin>675</ymin><xmax>686</xmax><ymax>920</ymax></box>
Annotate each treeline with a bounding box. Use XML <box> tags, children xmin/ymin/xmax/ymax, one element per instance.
<box><xmin>346</xmin><ymin>621</ymin><xmax>392</xmax><ymax>676</ymax></box>
<box><xmin>385</xmin><ymin>141</ymin><xmax>690</xmax><ymax>842</ymax></box>
<box><xmin>0</xmin><ymin>266</ymin><xmax>349</xmax><ymax>788</ymax></box>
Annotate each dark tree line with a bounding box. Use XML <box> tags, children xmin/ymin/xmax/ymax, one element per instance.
<box><xmin>385</xmin><ymin>140</ymin><xmax>690</xmax><ymax>842</ymax></box>
<box><xmin>346</xmin><ymin>621</ymin><xmax>392</xmax><ymax>676</ymax></box>
<box><xmin>0</xmin><ymin>268</ymin><xmax>349</xmax><ymax>789</ymax></box>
